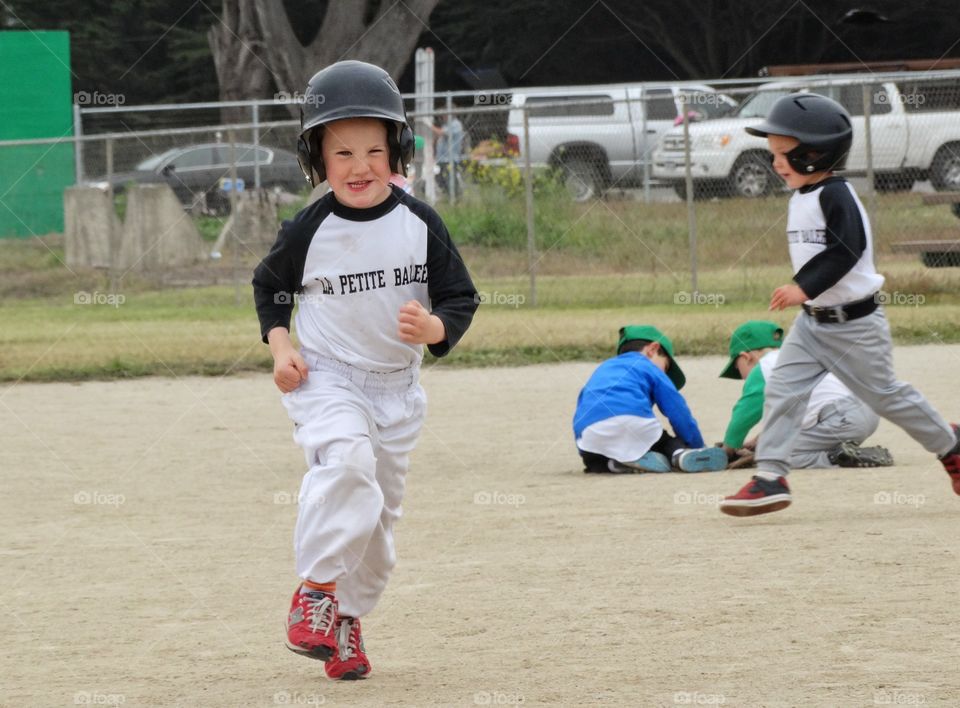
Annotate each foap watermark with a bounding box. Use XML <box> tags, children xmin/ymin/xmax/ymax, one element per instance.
<box><xmin>674</xmin><ymin>691</ymin><xmax>726</xmax><ymax>705</ymax></box>
<box><xmin>473</xmin><ymin>690</ymin><xmax>525</xmax><ymax>705</ymax></box>
<box><xmin>874</xmin><ymin>491</ymin><xmax>925</xmax><ymax>508</ymax></box>
<box><xmin>673</xmin><ymin>490</ymin><xmax>724</xmax><ymax>506</ymax></box>
<box><xmin>272</xmin><ymin>690</ymin><xmax>326</xmax><ymax>705</ymax></box>
<box><xmin>874</xmin><ymin>290</ymin><xmax>925</xmax><ymax>308</ymax></box>
<box><xmin>474</xmin><ymin>91</ymin><xmax>513</xmax><ymax>106</ymax></box>
<box><xmin>674</xmin><ymin>290</ymin><xmax>725</xmax><ymax>307</ymax></box>
<box><xmin>75</xmin><ymin>90</ymin><xmax>125</xmax><ymax>106</ymax></box>
<box><xmin>682</xmin><ymin>93</ymin><xmax>729</xmax><ymax>108</ymax></box>
<box><xmin>475</xmin><ymin>291</ymin><xmax>525</xmax><ymax>308</ymax></box>
<box><xmin>874</xmin><ymin>689</ymin><xmax>926</xmax><ymax>705</ymax></box>
<box><xmin>74</xmin><ymin>291</ymin><xmax>125</xmax><ymax>307</ymax></box>
<box><xmin>274</xmin><ymin>491</ymin><xmax>325</xmax><ymax>510</ymax></box>
<box><xmin>275</xmin><ymin>91</ymin><xmax>326</xmax><ymax>107</ymax></box>
<box><xmin>874</xmin><ymin>91</ymin><xmax>926</xmax><ymax>107</ymax></box>
<box><xmin>473</xmin><ymin>490</ymin><xmax>525</xmax><ymax>507</ymax></box>
<box><xmin>273</xmin><ymin>291</ymin><xmax>330</xmax><ymax>306</ymax></box>
<box><xmin>73</xmin><ymin>691</ymin><xmax>125</xmax><ymax>705</ymax></box>
<box><xmin>74</xmin><ymin>491</ymin><xmax>126</xmax><ymax>508</ymax></box>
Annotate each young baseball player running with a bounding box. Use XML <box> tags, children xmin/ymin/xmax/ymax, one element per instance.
<box><xmin>719</xmin><ymin>319</ymin><xmax>893</xmax><ymax>469</ymax></box>
<box><xmin>574</xmin><ymin>325</ymin><xmax>728</xmax><ymax>474</ymax></box>
<box><xmin>719</xmin><ymin>93</ymin><xmax>960</xmax><ymax>517</ymax></box>
<box><xmin>252</xmin><ymin>61</ymin><xmax>478</xmax><ymax>678</ymax></box>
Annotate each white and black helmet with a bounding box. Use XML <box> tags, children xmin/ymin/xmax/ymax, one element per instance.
<box><xmin>296</xmin><ymin>60</ymin><xmax>415</xmax><ymax>186</ymax></box>
<box><xmin>745</xmin><ymin>93</ymin><xmax>853</xmax><ymax>174</ymax></box>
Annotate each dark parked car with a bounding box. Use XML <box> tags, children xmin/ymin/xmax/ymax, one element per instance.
<box><xmin>92</xmin><ymin>142</ymin><xmax>307</xmax><ymax>211</ymax></box>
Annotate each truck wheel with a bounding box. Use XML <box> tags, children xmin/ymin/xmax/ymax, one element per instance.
<box><xmin>930</xmin><ymin>143</ymin><xmax>960</xmax><ymax>191</ymax></box>
<box><xmin>729</xmin><ymin>153</ymin><xmax>776</xmax><ymax>198</ymax></box>
<box><xmin>562</xmin><ymin>159</ymin><xmax>603</xmax><ymax>202</ymax></box>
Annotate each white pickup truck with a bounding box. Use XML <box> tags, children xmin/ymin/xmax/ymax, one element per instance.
<box><xmin>652</xmin><ymin>75</ymin><xmax>960</xmax><ymax>199</ymax></box>
<box><xmin>506</xmin><ymin>82</ymin><xmax>737</xmax><ymax>201</ymax></box>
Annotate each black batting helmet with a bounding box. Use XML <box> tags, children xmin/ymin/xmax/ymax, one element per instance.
<box><xmin>745</xmin><ymin>93</ymin><xmax>853</xmax><ymax>174</ymax></box>
<box><xmin>296</xmin><ymin>60</ymin><xmax>415</xmax><ymax>186</ymax></box>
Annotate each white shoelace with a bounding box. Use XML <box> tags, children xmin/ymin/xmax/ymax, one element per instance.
<box><xmin>305</xmin><ymin>594</ymin><xmax>336</xmax><ymax>636</ymax></box>
<box><xmin>337</xmin><ymin>619</ymin><xmax>357</xmax><ymax>659</ymax></box>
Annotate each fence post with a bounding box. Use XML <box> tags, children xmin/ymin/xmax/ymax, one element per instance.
<box><xmin>861</xmin><ymin>83</ymin><xmax>877</xmax><ymax>229</ymax></box>
<box><xmin>641</xmin><ymin>87</ymin><xmax>652</xmax><ymax>204</ymax></box>
<box><xmin>73</xmin><ymin>103</ymin><xmax>84</xmax><ymax>184</ymax></box>
<box><xmin>252</xmin><ymin>102</ymin><xmax>261</xmax><ymax>189</ymax></box>
<box><xmin>523</xmin><ymin>107</ymin><xmax>537</xmax><ymax>308</ymax></box>
<box><xmin>105</xmin><ymin>138</ymin><xmax>114</xmax><ymax>185</ymax></box>
<box><xmin>681</xmin><ymin>96</ymin><xmax>698</xmax><ymax>295</ymax></box>
<box><xmin>228</xmin><ymin>131</ymin><xmax>241</xmax><ymax>305</ymax></box>
<box><xmin>445</xmin><ymin>93</ymin><xmax>456</xmax><ymax>202</ymax></box>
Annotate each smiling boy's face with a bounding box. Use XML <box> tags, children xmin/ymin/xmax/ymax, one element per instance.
<box><xmin>321</xmin><ymin>118</ymin><xmax>393</xmax><ymax>209</ymax></box>
<box><xmin>767</xmin><ymin>134</ymin><xmax>831</xmax><ymax>190</ymax></box>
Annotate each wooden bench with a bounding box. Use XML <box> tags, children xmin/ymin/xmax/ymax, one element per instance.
<box><xmin>921</xmin><ymin>191</ymin><xmax>960</xmax><ymax>221</ymax></box>
<box><xmin>890</xmin><ymin>239</ymin><xmax>960</xmax><ymax>267</ymax></box>
<box><xmin>920</xmin><ymin>191</ymin><xmax>960</xmax><ymax>206</ymax></box>
<box><xmin>889</xmin><ymin>192</ymin><xmax>960</xmax><ymax>266</ymax></box>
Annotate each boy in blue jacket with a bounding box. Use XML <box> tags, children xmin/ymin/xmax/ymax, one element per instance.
<box><xmin>573</xmin><ymin>325</ymin><xmax>728</xmax><ymax>473</ymax></box>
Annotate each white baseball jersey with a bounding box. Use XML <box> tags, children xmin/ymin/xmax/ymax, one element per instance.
<box><xmin>253</xmin><ymin>184</ymin><xmax>477</xmax><ymax>371</ymax></box>
<box><xmin>786</xmin><ymin>176</ymin><xmax>884</xmax><ymax>307</ymax></box>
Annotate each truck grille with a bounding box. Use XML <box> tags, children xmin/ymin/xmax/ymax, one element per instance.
<box><xmin>662</xmin><ymin>135</ymin><xmax>687</xmax><ymax>151</ymax></box>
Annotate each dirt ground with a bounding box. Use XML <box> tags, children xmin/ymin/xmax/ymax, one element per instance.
<box><xmin>3</xmin><ymin>345</ymin><xmax>960</xmax><ymax>707</ymax></box>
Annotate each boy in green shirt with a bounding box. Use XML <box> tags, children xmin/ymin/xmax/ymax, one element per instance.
<box><xmin>719</xmin><ymin>321</ymin><xmax>893</xmax><ymax>469</ymax></box>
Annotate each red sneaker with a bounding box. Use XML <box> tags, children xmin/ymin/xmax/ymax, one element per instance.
<box><xmin>719</xmin><ymin>475</ymin><xmax>792</xmax><ymax>517</ymax></box>
<box><xmin>942</xmin><ymin>424</ymin><xmax>960</xmax><ymax>495</ymax></box>
<box><xmin>325</xmin><ymin>617</ymin><xmax>371</xmax><ymax>680</ymax></box>
<box><xmin>286</xmin><ymin>586</ymin><xmax>339</xmax><ymax>661</ymax></box>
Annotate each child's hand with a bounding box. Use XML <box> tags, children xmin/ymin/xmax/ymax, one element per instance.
<box><xmin>769</xmin><ymin>283</ymin><xmax>808</xmax><ymax>311</ymax></box>
<box><xmin>398</xmin><ymin>300</ymin><xmax>446</xmax><ymax>345</ymax></box>
<box><xmin>267</xmin><ymin>327</ymin><xmax>308</xmax><ymax>393</ymax></box>
<box><xmin>273</xmin><ymin>349</ymin><xmax>309</xmax><ymax>393</ymax></box>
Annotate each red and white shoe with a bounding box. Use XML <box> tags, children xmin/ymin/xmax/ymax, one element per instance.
<box><xmin>942</xmin><ymin>423</ymin><xmax>960</xmax><ymax>495</ymax></box>
<box><xmin>719</xmin><ymin>475</ymin><xmax>792</xmax><ymax>517</ymax></box>
<box><xmin>325</xmin><ymin>617</ymin><xmax>371</xmax><ymax>680</ymax></box>
<box><xmin>285</xmin><ymin>586</ymin><xmax>339</xmax><ymax>661</ymax></box>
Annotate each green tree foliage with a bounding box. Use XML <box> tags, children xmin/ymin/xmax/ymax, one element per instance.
<box><xmin>4</xmin><ymin>0</ymin><xmax>222</xmax><ymax>104</ymax></box>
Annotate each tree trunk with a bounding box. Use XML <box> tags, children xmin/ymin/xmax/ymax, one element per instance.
<box><xmin>208</xmin><ymin>0</ymin><xmax>274</xmax><ymax>125</ymax></box>
<box><xmin>255</xmin><ymin>0</ymin><xmax>441</xmax><ymax>118</ymax></box>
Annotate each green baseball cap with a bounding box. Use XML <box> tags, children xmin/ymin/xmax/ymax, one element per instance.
<box><xmin>720</xmin><ymin>320</ymin><xmax>784</xmax><ymax>379</ymax></box>
<box><xmin>617</xmin><ymin>324</ymin><xmax>686</xmax><ymax>390</ymax></box>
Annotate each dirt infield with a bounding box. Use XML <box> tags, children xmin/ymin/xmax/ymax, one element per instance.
<box><xmin>3</xmin><ymin>345</ymin><xmax>960</xmax><ymax>707</ymax></box>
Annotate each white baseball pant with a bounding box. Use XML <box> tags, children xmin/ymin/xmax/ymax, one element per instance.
<box><xmin>282</xmin><ymin>354</ymin><xmax>426</xmax><ymax>618</ymax></box>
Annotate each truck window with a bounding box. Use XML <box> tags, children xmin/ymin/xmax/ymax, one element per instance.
<box><xmin>645</xmin><ymin>92</ymin><xmax>677</xmax><ymax>120</ymax></box>
<box><xmin>678</xmin><ymin>91</ymin><xmax>735</xmax><ymax>119</ymax></box>
<box><xmin>839</xmin><ymin>84</ymin><xmax>891</xmax><ymax>116</ymax></box>
<box><xmin>896</xmin><ymin>80</ymin><xmax>960</xmax><ymax>112</ymax></box>
<box><xmin>736</xmin><ymin>89</ymin><xmax>794</xmax><ymax>118</ymax></box>
<box><xmin>526</xmin><ymin>95</ymin><xmax>615</xmax><ymax>118</ymax></box>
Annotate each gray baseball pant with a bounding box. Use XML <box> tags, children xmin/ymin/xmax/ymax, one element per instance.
<box><xmin>789</xmin><ymin>396</ymin><xmax>879</xmax><ymax>469</ymax></box>
<box><xmin>757</xmin><ymin>308</ymin><xmax>956</xmax><ymax>477</ymax></box>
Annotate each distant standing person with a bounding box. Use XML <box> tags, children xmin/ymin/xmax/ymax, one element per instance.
<box><xmin>431</xmin><ymin>112</ymin><xmax>465</xmax><ymax>196</ymax></box>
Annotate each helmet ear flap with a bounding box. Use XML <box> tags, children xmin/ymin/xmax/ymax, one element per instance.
<box><xmin>297</xmin><ymin>128</ymin><xmax>325</xmax><ymax>186</ymax></box>
<box><xmin>387</xmin><ymin>122</ymin><xmax>415</xmax><ymax>176</ymax></box>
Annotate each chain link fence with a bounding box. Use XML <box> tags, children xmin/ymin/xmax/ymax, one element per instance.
<box><xmin>3</xmin><ymin>71</ymin><xmax>960</xmax><ymax>306</ymax></box>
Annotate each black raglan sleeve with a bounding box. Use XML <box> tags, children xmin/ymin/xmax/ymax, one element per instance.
<box><xmin>252</xmin><ymin>220</ymin><xmax>311</xmax><ymax>343</ymax></box>
<box><xmin>422</xmin><ymin>211</ymin><xmax>478</xmax><ymax>357</ymax></box>
<box><xmin>792</xmin><ymin>180</ymin><xmax>867</xmax><ymax>300</ymax></box>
